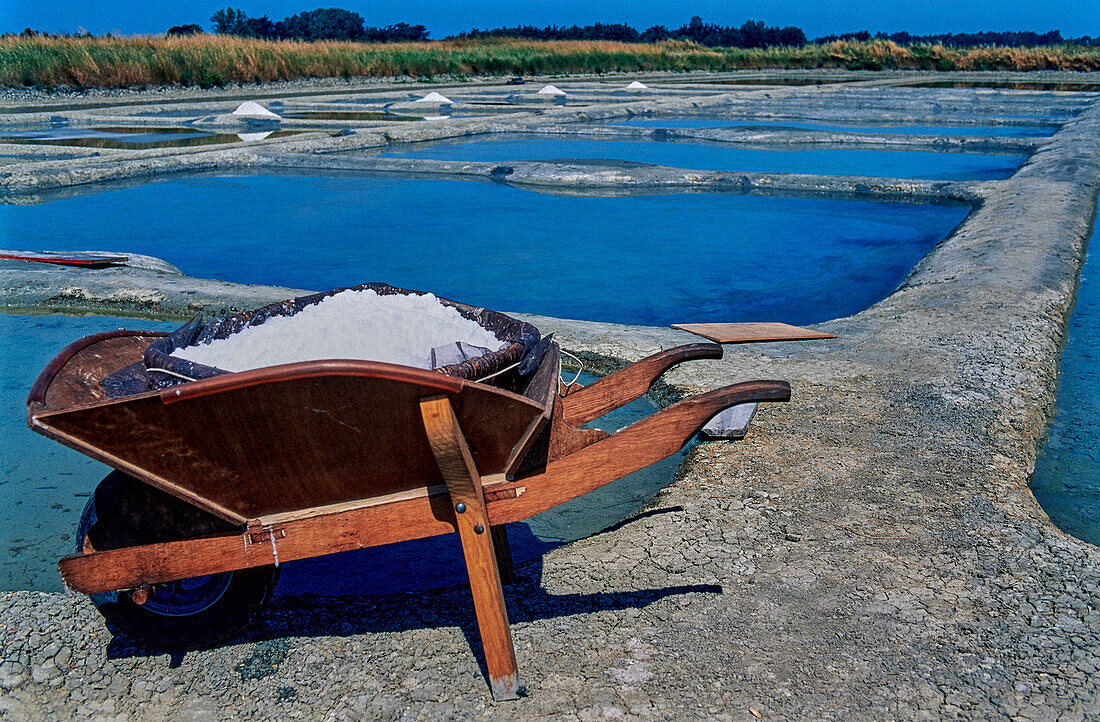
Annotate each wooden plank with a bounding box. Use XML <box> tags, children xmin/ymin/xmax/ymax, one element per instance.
<box><xmin>671</xmin><ymin>322</ymin><xmax>837</xmax><ymax>344</ymax></box>
<box><xmin>28</xmin><ymin>419</ymin><xmax>251</xmax><ymax>525</ymax></box>
<box><xmin>59</xmin><ymin>473</ymin><xmax>510</xmax><ymax>596</ymax></box>
<box><xmin>59</xmin><ymin>491</ymin><xmax>460</xmax><ymax>593</ymax></box>
<box><xmin>158</xmin><ymin>359</ymin><xmax>463</xmax><ymax>403</ymax></box>
<box><xmin>1</xmin><ymin>253</ymin><xmax>129</xmax><ymax>269</ymax></box>
<box><xmin>502</xmin><ymin>342</ymin><xmax>559</xmax><ymax>476</ymax></box>
<box><xmin>509</xmin><ymin>390</ymin><xmax>609</xmax><ymax>478</ymax></box>
<box><xmin>490</xmin><ymin>525</ymin><xmax>515</xmax><ymax>585</ymax></box>
<box><xmin>30</xmin><ymin>361</ymin><xmax>545</xmax><ymax>523</ymax></box>
<box><xmin>560</xmin><ymin>343</ymin><xmax>722</xmax><ymax>426</ymax></box>
<box><xmin>548</xmin><ymin>399</ymin><xmax>609</xmax><ymax>462</ymax></box>
<box><xmin>420</xmin><ymin>395</ymin><xmax>521</xmax><ymax>701</ymax></box>
<box><xmin>28</xmin><ymin>330</ymin><xmax>167</xmax><ymax>409</ymax></box>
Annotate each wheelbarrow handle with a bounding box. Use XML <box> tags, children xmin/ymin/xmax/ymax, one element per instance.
<box><xmin>494</xmin><ymin>378</ymin><xmax>791</xmax><ymax>524</ymax></box>
<box><xmin>560</xmin><ymin>343</ymin><xmax>723</xmax><ymax>426</ymax></box>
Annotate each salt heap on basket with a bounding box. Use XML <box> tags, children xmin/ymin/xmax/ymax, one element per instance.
<box><xmin>174</xmin><ymin>289</ymin><xmax>504</xmax><ymax>372</ymax></box>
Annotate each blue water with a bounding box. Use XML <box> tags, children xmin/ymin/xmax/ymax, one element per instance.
<box><xmin>0</xmin><ymin>316</ymin><xmax>681</xmax><ymax>593</ymax></box>
<box><xmin>901</xmin><ymin>81</ymin><xmax>1099</xmax><ymax>92</ymax></box>
<box><xmin>1031</xmin><ymin>214</ymin><xmax>1100</xmax><ymax>546</ymax></box>
<box><xmin>610</xmin><ymin>119</ymin><xmax>1057</xmax><ymax>137</ymax></box>
<box><xmin>0</xmin><ymin>314</ymin><xmax>177</xmax><ymax>591</ymax></box>
<box><xmin>0</xmin><ymin>175</ymin><xmax>970</xmax><ymax>326</ymax></box>
<box><xmin>0</xmin><ymin>127</ymin><xmax>309</xmax><ymax>149</ymax></box>
<box><xmin>383</xmin><ymin>136</ymin><xmax>1027</xmax><ymax>180</ymax></box>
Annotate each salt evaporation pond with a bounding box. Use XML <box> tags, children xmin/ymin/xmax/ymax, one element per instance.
<box><xmin>277</xmin><ymin>110</ymin><xmax>421</xmax><ymax>121</ymax></box>
<box><xmin>0</xmin><ymin>314</ymin><xmax>679</xmax><ymax>594</ymax></box>
<box><xmin>1030</xmin><ymin>213</ymin><xmax>1100</xmax><ymax>545</ymax></box>
<box><xmin>2</xmin><ymin>175</ymin><xmax>970</xmax><ymax>326</ymax></box>
<box><xmin>901</xmin><ymin>81</ymin><xmax>1099</xmax><ymax>92</ymax></box>
<box><xmin>0</xmin><ymin>127</ymin><xmax>310</xmax><ymax>149</ymax></box>
<box><xmin>609</xmin><ymin>118</ymin><xmax>1057</xmax><ymax>137</ymax></box>
<box><xmin>382</xmin><ymin>136</ymin><xmax>1027</xmax><ymax>180</ymax></box>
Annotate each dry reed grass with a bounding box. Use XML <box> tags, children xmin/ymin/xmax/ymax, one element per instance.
<box><xmin>2</xmin><ymin>35</ymin><xmax>1096</xmax><ymax>89</ymax></box>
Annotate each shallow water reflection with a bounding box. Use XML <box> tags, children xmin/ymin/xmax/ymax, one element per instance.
<box><xmin>1031</xmin><ymin>212</ymin><xmax>1100</xmax><ymax>545</ymax></box>
<box><xmin>279</xmin><ymin>110</ymin><xmax>421</xmax><ymax>121</ymax></box>
<box><xmin>0</xmin><ymin>127</ymin><xmax>313</xmax><ymax>149</ymax></box>
<box><xmin>0</xmin><ymin>314</ymin><xmax>176</xmax><ymax>592</ymax></box>
<box><xmin>901</xmin><ymin>81</ymin><xmax>1099</xmax><ymax>92</ymax></box>
<box><xmin>384</xmin><ymin>135</ymin><xmax>1028</xmax><ymax>180</ymax></box>
<box><xmin>609</xmin><ymin>118</ymin><xmax>1057</xmax><ymax>137</ymax></box>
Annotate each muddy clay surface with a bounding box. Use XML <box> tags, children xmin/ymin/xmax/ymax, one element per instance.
<box><xmin>1</xmin><ymin>71</ymin><xmax>1098</xmax><ymax>720</ymax></box>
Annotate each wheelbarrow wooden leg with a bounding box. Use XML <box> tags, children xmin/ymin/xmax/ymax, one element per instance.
<box><xmin>490</xmin><ymin>525</ymin><xmax>515</xmax><ymax>585</ymax></box>
<box><xmin>420</xmin><ymin>396</ymin><xmax>521</xmax><ymax>701</ymax></box>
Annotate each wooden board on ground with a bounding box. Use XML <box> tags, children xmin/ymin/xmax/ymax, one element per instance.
<box><xmin>671</xmin><ymin>322</ymin><xmax>837</xmax><ymax>344</ymax></box>
<box><xmin>0</xmin><ymin>253</ymin><xmax>129</xmax><ymax>269</ymax></box>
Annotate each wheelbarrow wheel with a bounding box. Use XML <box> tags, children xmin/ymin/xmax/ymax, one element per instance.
<box><xmin>76</xmin><ymin>470</ymin><xmax>280</xmax><ymax>650</ymax></box>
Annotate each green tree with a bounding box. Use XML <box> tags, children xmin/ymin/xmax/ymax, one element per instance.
<box><xmin>167</xmin><ymin>24</ymin><xmax>204</xmax><ymax>36</ymax></box>
<box><xmin>211</xmin><ymin>8</ymin><xmax>246</xmax><ymax>34</ymax></box>
<box><xmin>279</xmin><ymin>8</ymin><xmax>366</xmax><ymax>40</ymax></box>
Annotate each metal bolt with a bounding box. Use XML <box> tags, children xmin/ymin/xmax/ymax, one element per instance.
<box><xmin>474</xmin><ymin>524</ymin><xmax>485</xmax><ymax>534</ymax></box>
<box><xmin>131</xmin><ymin>585</ymin><xmax>153</xmax><ymax>606</ymax></box>
<box><xmin>455</xmin><ymin>503</ymin><xmax>466</xmax><ymax>514</ymax></box>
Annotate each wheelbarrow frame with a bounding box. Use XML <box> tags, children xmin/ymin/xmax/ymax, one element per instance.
<box><xmin>27</xmin><ymin>329</ymin><xmax>790</xmax><ymax>700</ymax></box>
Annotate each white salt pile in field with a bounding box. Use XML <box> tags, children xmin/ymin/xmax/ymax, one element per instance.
<box><xmin>416</xmin><ymin>92</ymin><xmax>453</xmax><ymax>103</ymax></box>
<box><xmin>625</xmin><ymin>81</ymin><xmax>649</xmax><ymax>89</ymax></box>
<box><xmin>231</xmin><ymin>101</ymin><xmax>281</xmax><ymax>118</ymax></box>
<box><xmin>175</xmin><ymin>290</ymin><xmax>504</xmax><ymax>372</ymax></box>
<box><xmin>537</xmin><ymin>84</ymin><xmax>566</xmax><ymax>95</ymax></box>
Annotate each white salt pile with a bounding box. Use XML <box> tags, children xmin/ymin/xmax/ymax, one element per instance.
<box><xmin>416</xmin><ymin>91</ymin><xmax>453</xmax><ymax>103</ymax></box>
<box><xmin>625</xmin><ymin>81</ymin><xmax>649</xmax><ymax>89</ymax></box>
<box><xmin>231</xmin><ymin>101</ymin><xmax>281</xmax><ymax>118</ymax></box>
<box><xmin>537</xmin><ymin>84</ymin><xmax>566</xmax><ymax>95</ymax></box>
<box><xmin>174</xmin><ymin>290</ymin><xmax>505</xmax><ymax>372</ymax></box>
<box><xmin>236</xmin><ymin>131</ymin><xmax>273</xmax><ymax>142</ymax></box>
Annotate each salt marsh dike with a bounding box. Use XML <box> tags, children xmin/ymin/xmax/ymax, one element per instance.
<box><xmin>1</xmin><ymin>71</ymin><xmax>1099</xmax><ymax>719</ymax></box>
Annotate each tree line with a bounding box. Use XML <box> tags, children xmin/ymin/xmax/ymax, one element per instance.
<box><xmin>817</xmin><ymin>29</ymin><xmax>1098</xmax><ymax>47</ymax></box>
<box><xmin>19</xmin><ymin>8</ymin><xmax>1096</xmax><ymax>48</ymax></box>
<box><xmin>197</xmin><ymin>12</ymin><xmax>806</xmax><ymax>46</ymax></box>
<box><xmin>187</xmin><ymin>8</ymin><xmax>428</xmax><ymax>42</ymax></box>
<box><xmin>456</xmin><ymin>17</ymin><xmax>807</xmax><ymax>47</ymax></box>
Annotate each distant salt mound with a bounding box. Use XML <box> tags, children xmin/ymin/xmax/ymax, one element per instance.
<box><xmin>625</xmin><ymin>81</ymin><xmax>649</xmax><ymax>89</ymax></box>
<box><xmin>416</xmin><ymin>91</ymin><xmax>453</xmax><ymax>104</ymax></box>
<box><xmin>537</xmin><ymin>84</ymin><xmax>566</xmax><ymax>95</ymax></box>
<box><xmin>236</xmin><ymin>131</ymin><xmax>273</xmax><ymax>142</ymax></box>
<box><xmin>231</xmin><ymin>101</ymin><xmax>281</xmax><ymax>118</ymax></box>
<box><xmin>174</xmin><ymin>289</ymin><xmax>504</xmax><ymax>372</ymax></box>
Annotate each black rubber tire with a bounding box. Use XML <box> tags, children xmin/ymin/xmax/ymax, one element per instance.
<box><xmin>77</xmin><ymin>470</ymin><xmax>279</xmax><ymax>650</ymax></box>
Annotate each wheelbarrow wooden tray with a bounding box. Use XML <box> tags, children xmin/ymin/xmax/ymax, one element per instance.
<box><xmin>28</xmin><ymin>329</ymin><xmax>791</xmax><ymax>700</ymax></box>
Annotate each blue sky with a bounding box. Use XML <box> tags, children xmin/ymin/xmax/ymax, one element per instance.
<box><xmin>4</xmin><ymin>0</ymin><xmax>1097</xmax><ymax>38</ymax></box>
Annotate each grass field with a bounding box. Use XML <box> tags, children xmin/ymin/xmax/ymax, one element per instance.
<box><xmin>3</xmin><ymin>35</ymin><xmax>1098</xmax><ymax>89</ymax></box>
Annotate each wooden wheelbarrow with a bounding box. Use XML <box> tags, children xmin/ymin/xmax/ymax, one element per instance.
<box><xmin>28</xmin><ymin>331</ymin><xmax>790</xmax><ymax>700</ymax></box>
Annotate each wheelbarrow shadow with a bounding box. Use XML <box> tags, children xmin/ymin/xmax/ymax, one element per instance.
<box><xmin>103</xmin><ymin>506</ymin><xmax>720</xmax><ymax>669</ymax></box>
